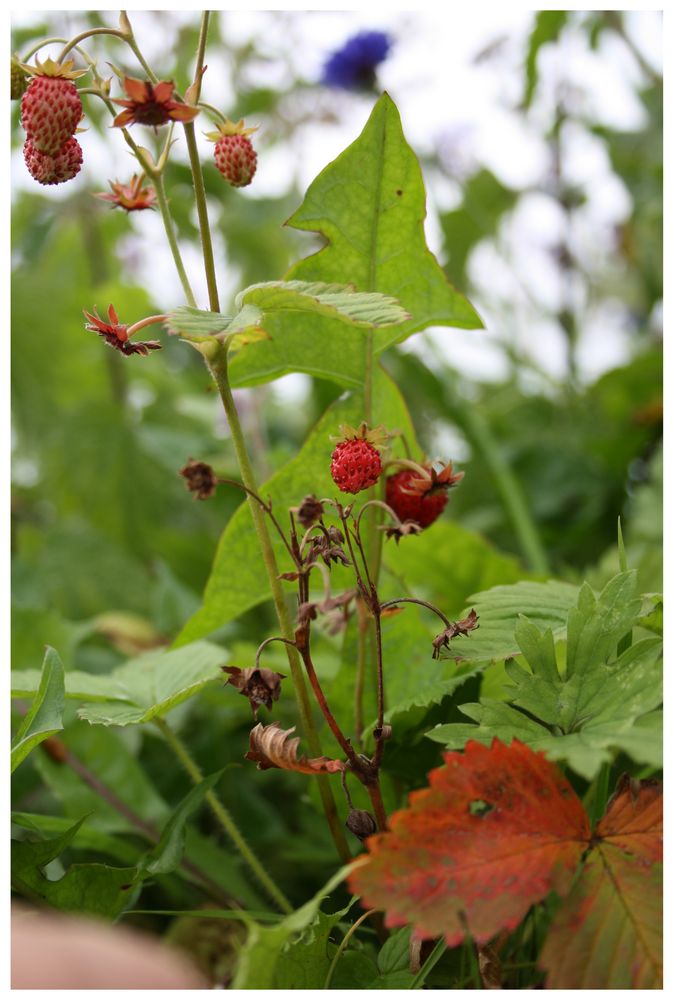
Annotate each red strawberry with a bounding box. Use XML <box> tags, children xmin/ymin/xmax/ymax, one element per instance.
<box><xmin>206</xmin><ymin>118</ymin><xmax>258</xmax><ymax>188</ymax></box>
<box><xmin>20</xmin><ymin>58</ymin><xmax>85</xmax><ymax>156</ymax></box>
<box><xmin>330</xmin><ymin>423</ymin><xmax>388</xmax><ymax>494</ymax></box>
<box><xmin>386</xmin><ymin>462</ymin><xmax>464</xmax><ymax>529</ymax></box>
<box><xmin>23</xmin><ymin>136</ymin><xmax>83</xmax><ymax>186</ymax></box>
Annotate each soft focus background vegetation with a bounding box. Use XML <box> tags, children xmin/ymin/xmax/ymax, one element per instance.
<box><xmin>11</xmin><ymin>10</ymin><xmax>661</xmax><ymax>985</ymax></box>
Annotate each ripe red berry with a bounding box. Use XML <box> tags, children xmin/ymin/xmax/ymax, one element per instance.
<box><xmin>23</xmin><ymin>136</ymin><xmax>83</xmax><ymax>186</ymax></box>
<box><xmin>213</xmin><ymin>133</ymin><xmax>257</xmax><ymax>187</ymax></box>
<box><xmin>331</xmin><ymin>439</ymin><xmax>382</xmax><ymax>494</ymax></box>
<box><xmin>385</xmin><ymin>468</ymin><xmax>449</xmax><ymax>529</ymax></box>
<box><xmin>21</xmin><ymin>74</ymin><xmax>83</xmax><ymax>156</ymax></box>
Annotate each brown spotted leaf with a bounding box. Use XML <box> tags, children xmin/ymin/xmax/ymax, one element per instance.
<box><xmin>245</xmin><ymin>721</ymin><xmax>345</xmax><ymax>775</ymax></box>
<box><xmin>348</xmin><ymin>739</ymin><xmax>590</xmax><ymax>946</ymax></box>
<box><xmin>540</xmin><ymin>777</ymin><xmax>662</xmax><ymax>989</ymax></box>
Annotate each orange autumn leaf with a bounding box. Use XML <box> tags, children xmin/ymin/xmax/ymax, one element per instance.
<box><xmin>539</xmin><ymin>775</ymin><xmax>662</xmax><ymax>989</ymax></box>
<box><xmin>245</xmin><ymin>721</ymin><xmax>345</xmax><ymax>775</ymax></box>
<box><xmin>349</xmin><ymin>739</ymin><xmax>590</xmax><ymax>946</ymax></box>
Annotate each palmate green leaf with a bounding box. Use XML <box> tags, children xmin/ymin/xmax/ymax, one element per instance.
<box><xmin>11</xmin><ymin>818</ymin><xmax>138</xmax><ymax>919</ymax></box>
<box><xmin>11</xmin><ymin>647</ymin><xmax>64</xmax><ymax>772</ymax></box>
<box><xmin>428</xmin><ymin>573</ymin><xmax>663</xmax><ymax>779</ymax></box>
<box><xmin>232</xmin><ymin>865</ymin><xmax>353</xmax><ymax>989</ymax></box>
<box><xmin>11</xmin><ymin>668</ymin><xmax>130</xmax><ymax>703</ymax></box>
<box><xmin>75</xmin><ymin>640</ymin><xmax>226</xmax><ymax>727</ymax></box>
<box><xmin>177</xmin><ymin>366</ymin><xmax>419</xmax><ymax>644</ymax></box>
<box><xmin>434</xmin><ymin>578</ymin><xmax>580</xmax><ymax>664</ymax></box>
<box><xmin>136</xmin><ymin>771</ymin><xmax>223</xmax><ymax>877</ymax></box>
<box><xmin>229</xmin><ymin>93</ymin><xmax>481</xmax><ymax>388</ymax></box>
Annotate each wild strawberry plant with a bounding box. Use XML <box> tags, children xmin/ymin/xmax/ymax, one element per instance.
<box><xmin>11</xmin><ymin>11</ymin><xmax>662</xmax><ymax>990</ymax></box>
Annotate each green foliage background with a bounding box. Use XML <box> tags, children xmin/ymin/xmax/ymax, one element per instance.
<box><xmin>11</xmin><ymin>10</ymin><xmax>661</xmax><ymax>990</ymax></box>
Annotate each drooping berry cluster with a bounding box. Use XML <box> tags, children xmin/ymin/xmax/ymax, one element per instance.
<box><xmin>19</xmin><ymin>58</ymin><xmax>85</xmax><ymax>186</ymax></box>
<box><xmin>206</xmin><ymin>119</ymin><xmax>258</xmax><ymax>188</ymax></box>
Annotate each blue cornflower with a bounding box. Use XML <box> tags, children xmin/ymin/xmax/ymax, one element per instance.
<box><xmin>322</xmin><ymin>30</ymin><xmax>392</xmax><ymax>91</ymax></box>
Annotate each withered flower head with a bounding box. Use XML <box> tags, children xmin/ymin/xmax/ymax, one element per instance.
<box><xmin>113</xmin><ymin>76</ymin><xmax>199</xmax><ymax>128</ymax></box>
<box><xmin>308</xmin><ymin>529</ymin><xmax>350</xmax><ymax>568</ymax></box>
<box><xmin>96</xmin><ymin>174</ymin><xmax>157</xmax><ymax>212</ymax></box>
<box><xmin>293</xmin><ymin>494</ymin><xmax>324</xmax><ymax>529</ymax></box>
<box><xmin>382</xmin><ymin>519</ymin><xmax>423</xmax><ymax>544</ymax></box>
<box><xmin>432</xmin><ymin>609</ymin><xmax>479</xmax><ymax>660</ymax></box>
<box><xmin>179</xmin><ymin>459</ymin><xmax>218</xmax><ymax>500</ymax></box>
<box><xmin>222</xmin><ymin>666</ymin><xmax>285</xmax><ymax>718</ymax></box>
<box><xmin>83</xmin><ymin>304</ymin><xmax>162</xmax><ymax>356</ymax></box>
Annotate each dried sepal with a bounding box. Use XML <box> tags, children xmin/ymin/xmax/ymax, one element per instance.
<box><xmin>432</xmin><ymin>609</ymin><xmax>479</xmax><ymax>659</ymax></box>
<box><xmin>293</xmin><ymin>494</ymin><xmax>325</xmax><ymax>528</ymax></box>
<box><xmin>179</xmin><ymin>459</ymin><xmax>218</xmax><ymax>500</ymax></box>
<box><xmin>245</xmin><ymin>721</ymin><xmax>345</xmax><ymax>774</ymax></box>
<box><xmin>222</xmin><ymin>666</ymin><xmax>285</xmax><ymax>718</ymax></box>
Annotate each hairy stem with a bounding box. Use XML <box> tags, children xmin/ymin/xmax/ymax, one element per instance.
<box><xmin>183</xmin><ymin>12</ymin><xmax>221</xmax><ymax>311</ymax></box>
<box><xmin>154</xmin><ymin>176</ymin><xmax>198</xmax><ymax>306</ymax></box>
<box><xmin>153</xmin><ymin>715</ymin><xmax>292</xmax><ymax>913</ymax></box>
<box><xmin>57</xmin><ymin>27</ymin><xmax>128</xmax><ymax>62</ymax></box>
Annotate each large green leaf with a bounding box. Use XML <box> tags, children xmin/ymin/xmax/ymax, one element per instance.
<box><xmin>229</xmin><ymin>93</ymin><xmax>481</xmax><ymax>388</ymax></box>
<box><xmin>232</xmin><ymin>865</ymin><xmax>353</xmax><ymax>989</ymax></box>
<box><xmin>11</xmin><ymin>818</ymin><xmax>137</xmax><ymax>919</ymax></box>
<box><xmin>76</xmin><ymin>641</ymin><xmax>226</xmax><ymax>726</ymax></box>
<box><xmin>11</xmin><ymin>647</ymin><xmax>64</xmax><ymax>772</ymax></box>
<box><xmin>428</xmin><ymin>573</ymin><xmax>663</xmax><ymax>778</ymax></box>
<box><xmin>177</xmin><ymin>367</ymin><xmax>418</xmax><ymax>643</ymax></box>
<box><xmin>382</xmin><ymin>519</ymin><xmax>533</xmax><ymax>618</ymax></box>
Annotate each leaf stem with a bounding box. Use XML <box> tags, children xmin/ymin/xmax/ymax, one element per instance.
<box><xmin>57</xmin><ymin>27</ymin><xmax>128</xmax><ymax>63</ymax></box>
<box><xmin>324</xmin><ymin>909</ymin><xmax>376</xmax><ymax>988</ymax></box>
<box><xmin>153</xmin><ymin>715</ymin><xmax>292</xmax><ymax>913</ymax></box>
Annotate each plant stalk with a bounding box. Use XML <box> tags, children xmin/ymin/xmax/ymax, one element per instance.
<box><xmin>206</xmin><ymin>346</ymin><xmax>350</xmax><ymax>862</ymax></box>
<box><xmin>153</xmin><ymin>715</ymin><xmax>292</xmax><ymax>913</ymax></box>
<box><xmin>154</xmin><ymin>176</ymin><xmax>198</xmax><ymax>307</ymax></box>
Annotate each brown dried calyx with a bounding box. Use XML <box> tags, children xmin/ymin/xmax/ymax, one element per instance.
<box><xmin>179</xmin><ymin>459</ymin><xmax>218</xmax><ymax>500</ymax></box>
<box><xmin>431</xmin><ymin>609</ymin><xmax>479</xmax><ymax>659</ymax></box>
<box><xmin>245</xmin><ymin>721</ymin><xmax>345</xmax><ymax>774</ymax></box>
<box><xmin>308</xmin><ymin>525</ymin><xmax>350</xmax><ymax>567</ymax></box>
<box><xmin>292</xmin><ymin>494</ymin><xmax>325</xmax><ymax>529</ymax></box>
<box><xmin>222</xmin><ymin>666</ymin><xmax>285</xmax><ymax>718</ymax></box>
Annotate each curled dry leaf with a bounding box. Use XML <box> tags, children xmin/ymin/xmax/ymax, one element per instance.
<box><xmin>245</xmin><ymin>721</ymin><xmax>345</xmax><ymax>775</ymax></box>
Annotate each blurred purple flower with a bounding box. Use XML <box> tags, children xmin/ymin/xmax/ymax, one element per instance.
<box><xmin>322</xmin><ymin>31</ymin><xmax>392</xmax><ymax>91</ymax></box>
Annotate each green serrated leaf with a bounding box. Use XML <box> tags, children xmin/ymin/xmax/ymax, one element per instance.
<box><xmin>229</xmin><ymin>94</ymin><xmax>481</xmax><ymax>388</ymax></box>
<box><xmin>428</xmin><ymin>573</ymin><xmax>662</xmax><ymax>779</ymax></box>
<box><xmin>11</xmin><ymin>647</ymin><xmax>65</xmax><ymax>772</ymax></box>
<box><xmin>232</xmin><ymin>865</ymin><xmax>354</xmax><ymax>989</ymax></box>
<box><xmin>137</xmin><ymin>771</ymin><xmax>223</xmax><ymax>877</ymax></box>
<box><xmin>236</xmin><ymin>280</ymin><xmax>408</xmax><ymax>327</ymax></box>
<box><xmin>11</xmin><ymin>817</ymin><xmax>138</xmax><ymax>918</ymax></box>
<box><xmin>75</xmin><ymin>640</ymin><xmax>226</xmax><ymax>727</ymax></box>
<box><xmin>165</xmin><ymin>305</ymin><xmax>232</xmax><ymax>339</ymax></box>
